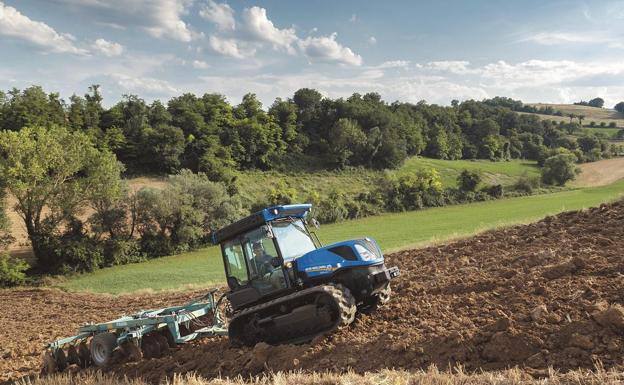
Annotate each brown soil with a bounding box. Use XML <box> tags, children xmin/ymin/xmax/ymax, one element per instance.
<box><xmin>3</xmin><ymin>201</ymin><xmax>624</xmax><ymax>383</ymax></box>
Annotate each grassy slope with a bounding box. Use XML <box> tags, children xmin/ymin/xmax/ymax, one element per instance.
<box><xmin>61</xmin><ymin>178</ymin><xmax>624</xmax><ymax>294</ymax></box>
<box><xmin>521</xmin><ymin>103</ymin><xmax>624</xmax><ymax>131</ymax></box>
<box><xmin>235</xmin><ymin>157</ymin><xmax>539</xmax><ymax>205</ymax></box>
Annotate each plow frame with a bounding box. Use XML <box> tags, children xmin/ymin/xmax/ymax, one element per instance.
<box><xmin>46</xmin><ymin>289</ymin><xmax>228</xmax><ymax>359</ymax></box>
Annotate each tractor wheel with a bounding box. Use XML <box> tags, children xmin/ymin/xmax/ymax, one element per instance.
<box><xmin>40</xmin><ymin>352</ymin><xmax>57</xmax><ymax>375</ymax></box>
<box><xmin>90</xmin><ymin>333</ymin><xmax>117</xmax><ymax>367</ymax></box>
<box><xmin>78</xmin><ymin>341</ymin><xmax>91</xmax><ymax>368</ymax></box>
<box><xmin>53</xmin><ymin>348</ymin><xmax>67</xmax><ymax>371</ymax></box>
<box><xmin>328</xmin><ymin>284</ymin><xmax>356</xmax><ymax>326</ymax></box>
<box><xmin>66</xmin><ymin>346</ymin><xmax>81</xmax><ymax>366</ymax></box>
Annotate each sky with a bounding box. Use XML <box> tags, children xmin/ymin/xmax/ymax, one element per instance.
<box><xmin>1</xmin><ymin>0</ymin><xmax>623</xmax><ymax>107</ymax></box>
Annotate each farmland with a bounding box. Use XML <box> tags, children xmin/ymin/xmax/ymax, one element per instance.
<box><xmin>60</xmin><ymin>177</ymin><xmax>624</xmax><ymax>294</ymax></box>
<box><xmin>5</xmin><ymin>199</ymin><xmax>624</xmax><ymax>383</ymax></box>
<box><xmin>521</xmin><ymin>103</ymin><xmax>624</xmax><ymax>134</ymax></box>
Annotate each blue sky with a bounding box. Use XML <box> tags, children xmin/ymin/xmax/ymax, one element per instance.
<box><xmin>1</xmin><ymin>0</ymin><xmax>623</xmax><ymax>107</ymax></box>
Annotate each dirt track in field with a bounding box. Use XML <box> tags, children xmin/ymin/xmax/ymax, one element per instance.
<box><xmin>3</xmin><ymin>201</ymin><xmax>624</xmax><ymax>383</ymax></box>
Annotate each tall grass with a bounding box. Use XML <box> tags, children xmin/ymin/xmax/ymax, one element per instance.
<box><xmin>23</xmin><ymin>366</ymin><xmax>624</xmax><ymax>385</ymax></box>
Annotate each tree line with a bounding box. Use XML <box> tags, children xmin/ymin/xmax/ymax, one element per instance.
<box><xmin>0</xmin><ymin>86</ymin><xmax>616</xmax><ymax>179</ymax></box>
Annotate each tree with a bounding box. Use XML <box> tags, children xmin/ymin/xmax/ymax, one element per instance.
<box><xmin>588</xmin><ymin>97</ymin><xmax>604</xmax><ymax>108</ymax></box>
<box><xmin>458</xmin><ymin>170</ymin><xmax>481</xmax><ymax>192</ymax></box>
<box><xmin>615</xmin><ymin>102</ymin><xmax>624</xmax><ymax>114</ymax></box>
<box><xmin>135</xmin><ymin>170</ymin><xmax>242</xmax><ymax>255</ymax></box>
<box><xmin>0</xmin><ymin>125</ymin><xmax>124</xmax><ymax>271</ymax></box>
<box><xmin>541</xmin><ymin>154</ymin><xmax>578</xmax><ymax>186</ymax></box>
<box><xmin>327</xmin><ymin>118</ymin><xmax>367</xmax><ymax>168</ymax></box>
<box><xmin>568</xmin><ymin>113</ymin><xmax>575</xmax><ymax>123</ymax></box>
<box><xmin>577</xmin><ymin>114</ymin><xmax>585</xmax><ymax>125</ymax></box>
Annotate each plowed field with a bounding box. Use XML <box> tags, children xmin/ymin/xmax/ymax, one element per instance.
<box><xmin>3</xmin><ymin>201</ymin><xmax>624</xmax><ymax>383</ymax></box>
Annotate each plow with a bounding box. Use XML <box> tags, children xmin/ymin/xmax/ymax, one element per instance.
<box><xmin>43</xmin><ymin>204</ymin><xmax>399</xmax><ymax>373</ymax></box>
<box><xmin>42</xmin><ymin>290</ymin><xmax>228</xmax><ymax>373</ymax></box>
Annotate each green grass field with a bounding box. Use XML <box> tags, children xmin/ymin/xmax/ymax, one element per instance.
<box><xmin>235</xmin><ymin>157</ymin><xmax>539</xmax><ymax>205</ymax></box>
<box><xmin>60</xmin><ymin>178</ymin><xmax>624</xmax><ymax>294</ymax></box>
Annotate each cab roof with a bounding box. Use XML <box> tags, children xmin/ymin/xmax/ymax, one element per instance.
<box><xmin>211</xmin><ymin>204</ymin><xmax>312</xmax><ymax>245</ymax></box>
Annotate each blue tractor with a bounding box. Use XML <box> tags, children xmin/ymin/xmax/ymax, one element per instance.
<box><xmin>212</xmin><ymin>204</ymin><xmax>400</xmax><ymax>346</ymax></box>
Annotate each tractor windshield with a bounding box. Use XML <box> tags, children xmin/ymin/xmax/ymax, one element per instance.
<box><xmin>271</xmin><ymin>218</ymin><xmax>317</xmax><ymax>261</ymax></box>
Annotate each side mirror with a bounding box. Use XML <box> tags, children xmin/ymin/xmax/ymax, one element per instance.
<box><xmin>270</xmin><ymin>256</ymin><xmax>284</xmax><ymax>268</ymax></box>
<box><xmin>311</xmin><ymin>218</ymin><xmax>320</xmax><ymax>229</ymax></box>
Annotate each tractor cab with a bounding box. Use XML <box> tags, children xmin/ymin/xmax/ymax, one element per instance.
<box><xmin>212</xmin><ymin>204</ymin><xmax>318</xmax><ymax>309</ymax></box>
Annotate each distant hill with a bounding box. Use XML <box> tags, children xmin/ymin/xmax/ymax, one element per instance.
<box><xmin>523</xmin><ymin>103</ymin><xmax>624</xmax><ymax>128</ymax></box>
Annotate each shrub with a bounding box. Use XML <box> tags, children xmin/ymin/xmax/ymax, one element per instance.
<box><xmin>513</xmin><ymin>174</ymin><xmax>541</xmax><ymax>194</ymax></box>
<box><xmin>379</xmin><ymin>169</ymin><xmax>444</xmax><ymax>212</ymax></box>
<box><xmin>0</xmin><ymin>254</ymin><xmax>28</xmax><ymax>287</ymax></box>
<box><xmin>457</xmin><ymin>170</ymin><xmax>481</xmax><ymax>192</ymax></box>
<box><xmin>589</xmin><ymin>121</ymin><xmax>596</xmax><ymax>127</ymax></box>
<box><xmin>268</xmin><ymin>180</ymin><xmax>298</xmax><ymax>205</ymax></box>
<box><xmin>135</xmin><ymin>170</ymin><xmax>243</xmax><ymax>256</ymax></box>
<box><xmin>608</xmin><ymin>122</ymin><xmax>617</xmax><ymax>128</ymax></box>
<box><xmin>482</xmin><ymin>184</ymin><xmax>504</xmax><ymax>198</ymax></box>
<box><xmin>600</xmin><ymin>122</ymin><xmax>606</xmax><ymax>127</ymax></box>
<box><xmin>541</xmin><ymin>154</ymin><xmax>578</xmax><ymax>186</ymax></box>
<box><xmin>102</xmin><ymin>239</ymin><xmax>144</xmax><ymax>266</ymax></box>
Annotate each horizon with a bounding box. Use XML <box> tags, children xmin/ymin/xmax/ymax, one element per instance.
<box><xmin>1</xmin><ymin>0</ymin><xmax>623</xmax><ymax>108</ymax></box>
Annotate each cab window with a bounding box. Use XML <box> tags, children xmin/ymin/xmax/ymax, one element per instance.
<box><xmin>223</xmin><ymin>239</ymin><xmax>248</xmax><ymax>286</ymax></box>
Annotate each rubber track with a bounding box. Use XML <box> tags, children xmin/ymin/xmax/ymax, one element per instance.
<box><xmin>228</xmin><ymin>283</ymin><xmax>356</xmax><ymax>346</ymax></box>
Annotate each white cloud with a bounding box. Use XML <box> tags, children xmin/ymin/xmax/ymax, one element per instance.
<box><xmin>192</xmin><ymin>59</ymin><xmax>210</xmax><ymax>69</ymax></box>
<box><xmin>208</xmin><ymin>35</ymin><xmax>252</xmax><ymax>58</ymax></box>
<box><xmin>349</xmin><ymin>14</ymin><xmax>357</xmax><ymax>23</ymax></box>
<box><xmin>522</xmin><ymin>31</ymin><xmax>623</xmax><ymax>49</ymax></box>
<box><xmin>92</xmin><ymin>38</ymin><xmax>123</xmax><ymax>56</ymax></box>
<box><xmin>368</xmin><ymin>36</ymin><xmax>377</xmax><ymax>45</ymax></box>
<box><xmin>299</xmin><ymin>33</ymin><xmax>363</xmax><ymax>66</ymax></box>
<box><xmin>425</xmin><ymin>60</ymin><xmax>472</xmax><ymax>74</ymax></box>
<box><xmin>201</xmin><ymin>5</ymin><xmax>362</xmax><ymax>65</ymax></box>
<box><xmin>57</xmin><ymin>0</ymin><xmax>194</xmax><ymax>42</ymax></box>
<box><xmin>111</xmin><ymin>73</ymin><xmax>179</xmax><ymax>95</ymax></box>
<box><xmin>378</xmin><ymin>60</ymin><xmax>410</xmax><ymax>69</ymax></box>
<box><xmin>199</xmin><ymin>0</ymin><xmax>235</xmax><ymax>31</ymax></box>
<box><xmin>0</xmin><ymin>2</ymin><xmax>87</xmax><ymax>54</ymax></box>
<box><xmin>241</xmin><ymin>6</ymin><xmax>298</xmax><ymax>53</ymax></box>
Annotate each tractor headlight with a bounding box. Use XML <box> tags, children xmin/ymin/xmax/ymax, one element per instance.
<box><xmin>354</xmin><ymin>244</ymin><xmax>378</xmax><ymax>261</ymax></box>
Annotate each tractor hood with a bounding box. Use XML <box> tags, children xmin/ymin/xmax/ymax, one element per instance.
<box><xmin>295</xmin><ymin>238</ymin><xmax>384</xmax><ymax>278</ymax></box>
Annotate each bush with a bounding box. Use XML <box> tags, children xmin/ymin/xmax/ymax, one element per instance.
<box><xmin>0</xmin><ymin>254</ymin><xmax>28</xmax><ymax>287</ymax></box>
<box><xmin>541</xmin><ymin>154</ymin><xmax>578</xmax><ymax>186</ymax></box>
<box><xmin>482</xmin><ymin>184</ymin><xmax>503</xmax><ymax>198</ymax></box>
<box><xmin>135</xmin><ymin>170</ymin><xmax>243</xmax><ymax>256</ymax></box>
<box><xmin>589</xmin><ymin>121</ymin><xmax>596</xmax><ymax>127</ymax></box>
<box><xmin>457</xmin><ymin>170</ymin><xmax>481</xmax><ymax>192</ymax></box>
<box><xmin>379</xmin><ymin>169</ymin><xmax>444</xmax><ymax>212</ymax></box>
<box><xmin>608</xmin><ymin>122</ymin><xmax>617</xmax><ymax>128</ymax></box>
<box><xmin>600</xmin><ymin>122</ymin><xmax>606</xmax><ymax>127</ymax></box>
<box><xmin>102</xmin><ymin>239</ymin><xmax>145</xmax><ymax>266</ymax></box>
<box><xmin>513</xmin><ymin>174</ymin><xmax>541</xmax><ymax>194</ymax></box>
